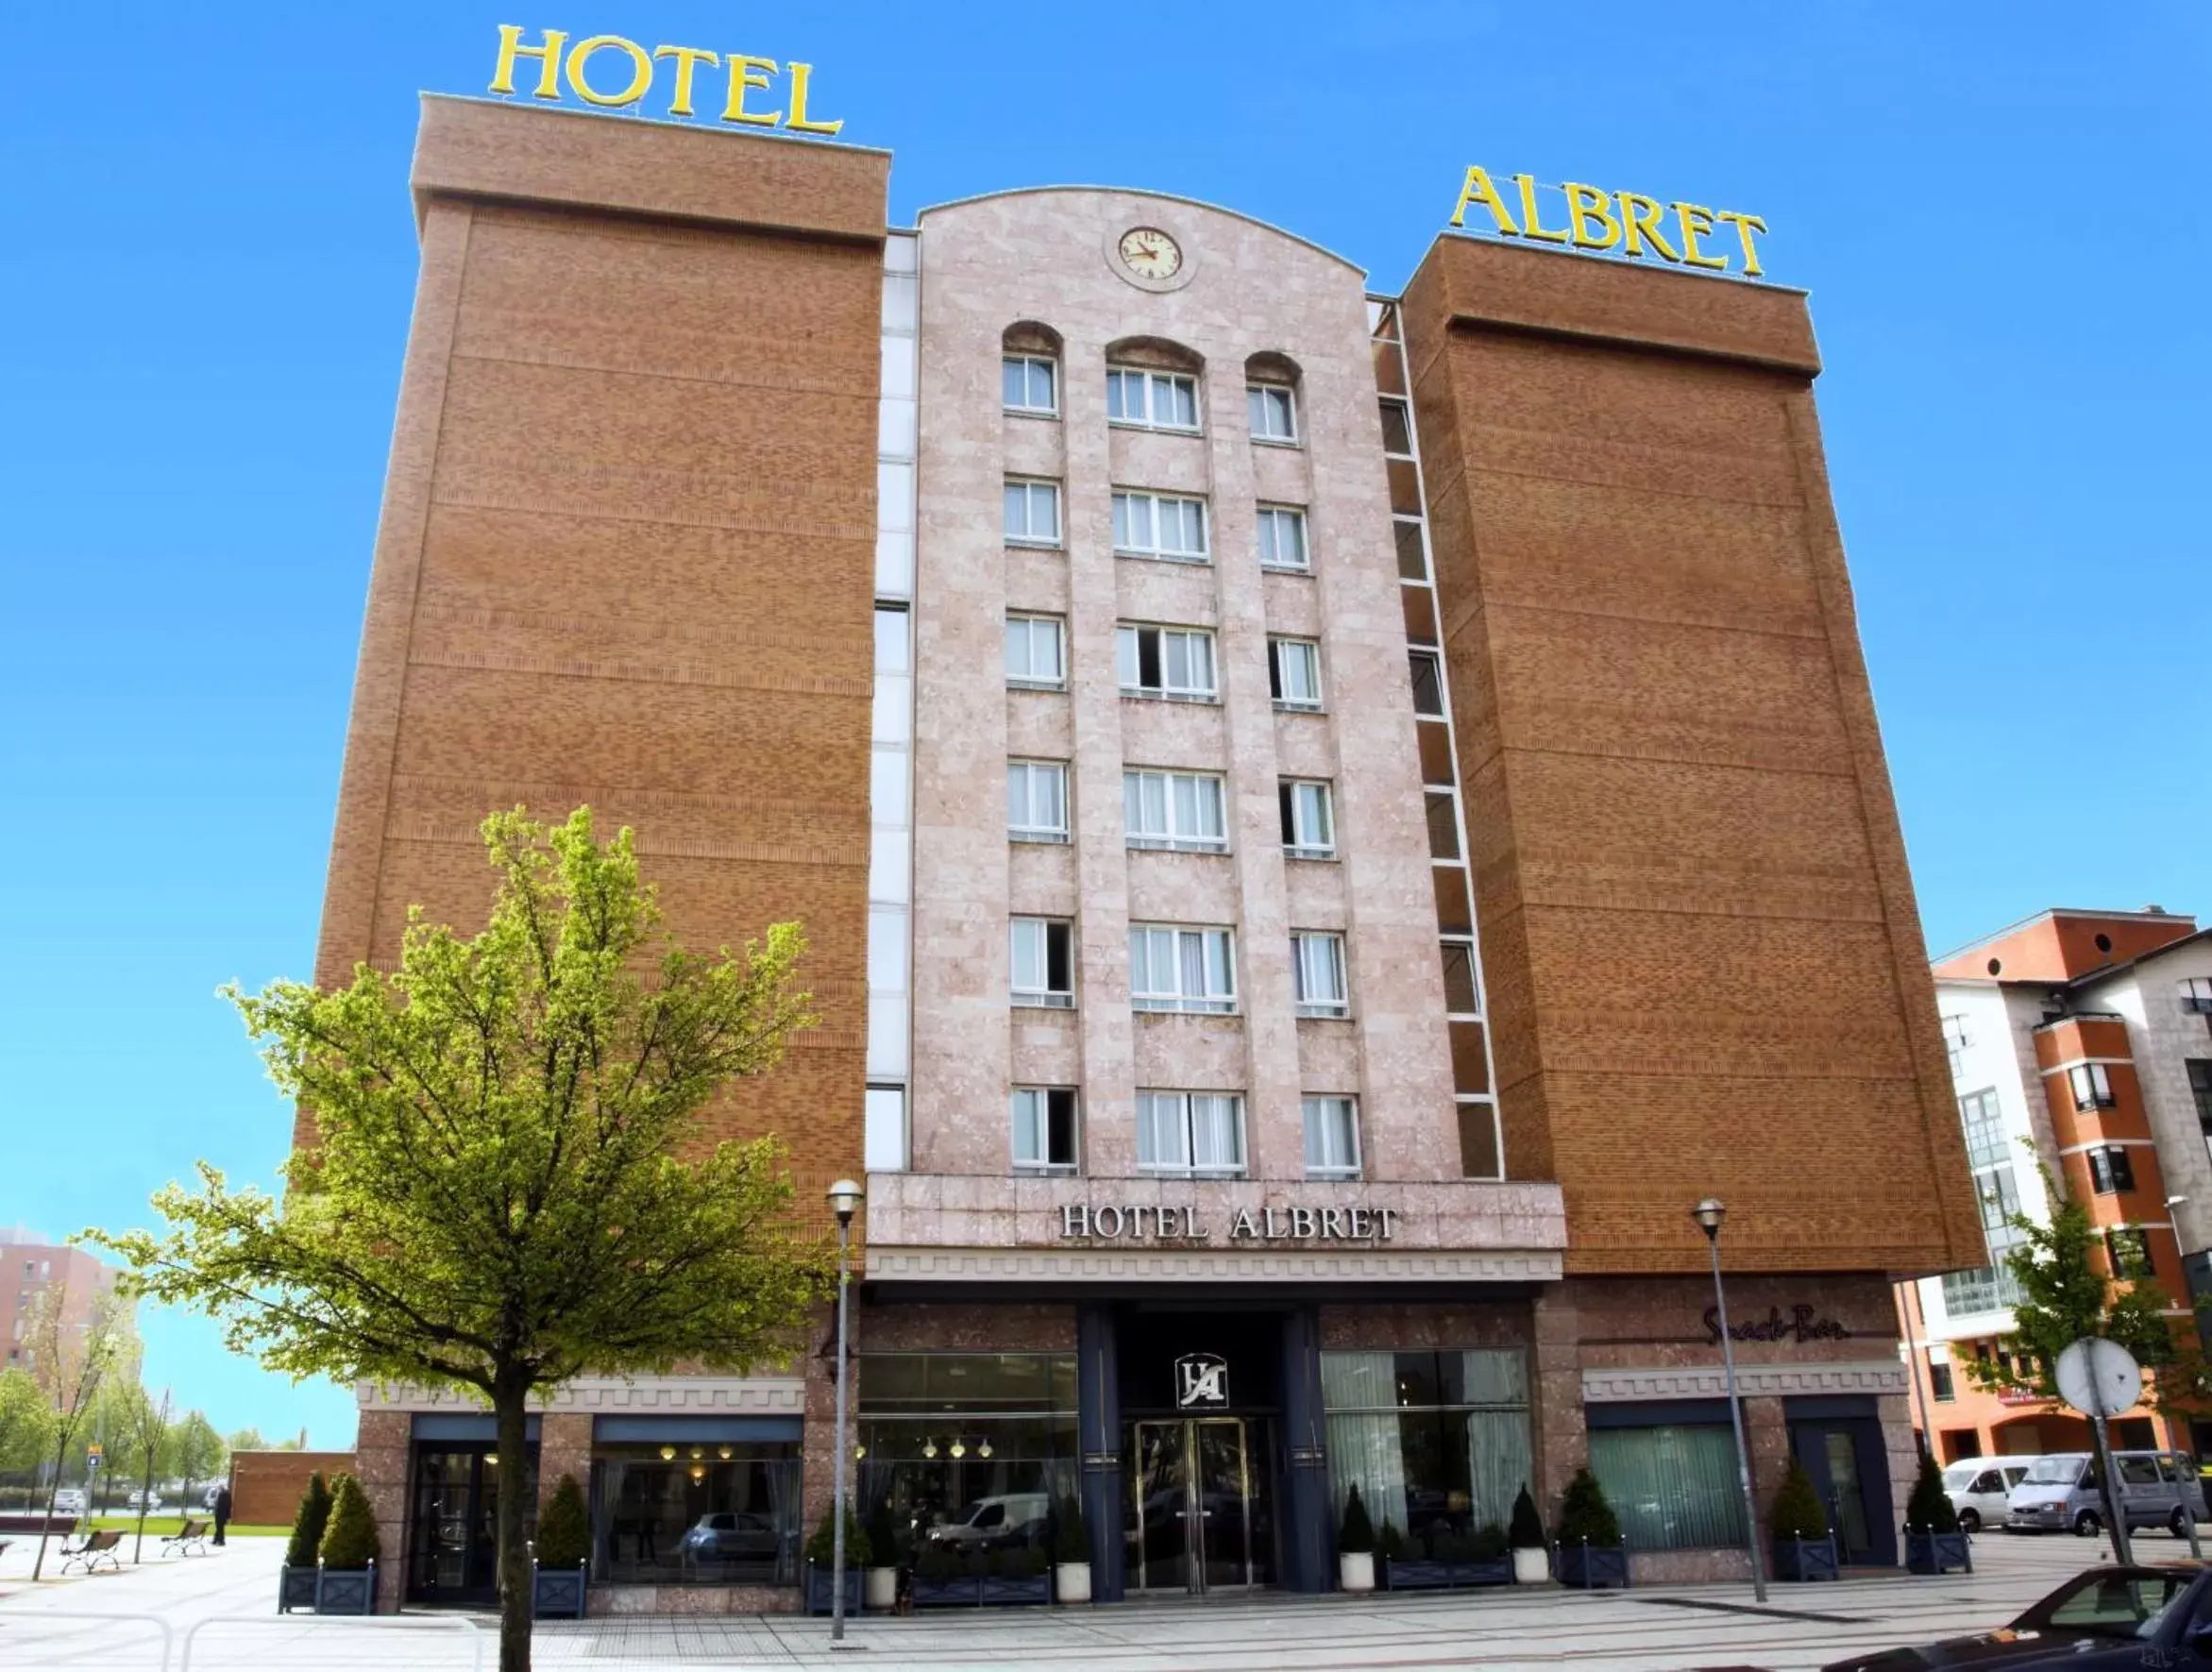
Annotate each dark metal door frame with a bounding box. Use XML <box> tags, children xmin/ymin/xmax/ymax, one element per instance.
<box><xmin>1129</xmin><ymin>1417</ymin><xmax>1256</xmax><ymax>1594</ymax></box>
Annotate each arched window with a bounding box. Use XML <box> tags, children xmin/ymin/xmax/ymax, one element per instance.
<box><xmin>1105</xmin><ymin>337</ymin><xmax>1205</xmax><ymax>433</ymax></box>
<box><xmin>1002</xmin><ymin>322</ymin><xmax>1062</xmax><ymax>416</ymax></box>
<box><xmin>1244</xmin><ymin>351</ymin><xmax>1303</xmax><ymax>445</ymax></box>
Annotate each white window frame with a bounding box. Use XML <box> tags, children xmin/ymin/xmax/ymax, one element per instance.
<box><xmin>1257</xmin><ymin>504</ymin><xmax>1309</xmax><ymax>571</ymax></box>
<box><xmin>1011</xmin><ymin>1086</ymin><xmax>1079</xmax><ymax>1172</ymax></box>
<box><xmin>1439</xmin><ymin>937</ymin><xmax>1481</xmax><ymax>1019</ymax></box>
<box><xmin>1117</xmin><ymin>623</ymin><xmax>1218</xmax><ymax>702</ymax></box>
<box><xmin>1302</xmin><ymin>1095</ymin><xmax>1360</xmax><ymax>1179</ymax></box>
<box><xmin>1004</xmin><ymin>477</ymin><xmax>1062</xmax><ymax>548</ymax></box>
<box><xmin>1269</xmin><ymin>636</ymin><xmax>1323</xmax><ymax>711</ymax></box>
<box><xmin>1106</xmin><ymin>366</ymin><xmax>1200</xmax><ymax>432</ymax></box>
<box><xmin>1279</xmin><ymin>779</ymin><xmax>1336</xmax><ymax>859</ymax></box>
<box><xmin>1005</xmin><ymin>614</ymin><xmax>1066</xmax><ymax>690</ymax></box>
<box><xmin>1377</xmin><ymin>396</ymin><xmax>1415</xmax><ymax>459</ymax></box>
<box><xmin>1003</xmin><ymin>354</ymin><xmax>1058</xmax><ymax>416</ymax></box>
<box><xmin>1128</xmin><ymin>924</ymin><xmax>1238</xmax><ymax>1014</ymax></box>
<box><xmin>1247</xmin><ymin>382</ymin><xmax>1298</xmax><ymax>444</ymax></box>
<box><xmin>2069</xmin><ymin>1062</ymin><xmax>2116</xmax><ymax>1110</ymax></box>
<box><xmin>2182</xmin><ymin>977</ymin><xmax>2212</xmax><ymax>1015</ymax></box>
<box><xmin>1425</xmin><ymin>788</ymin><xmax>1462</xmax><ymax>862</ymax></box>
<box><xmin>1408</xmin><ymin>648</ymin><xmax>1445</xmax><ymax>717</ymax></box>
<box><xmin>1123</xmin><ymin>769</ymin><xmax>1228</xmax><ymax>853</ymax></box>
<box><xmin>1292</xmin><ymin>932</ymin><xmax>1349</xmax><ymax>1019</ymax></box>
<box><xmin>1010</xmin><ymin>917</ymin><xmax>1074</xmax><ymax>1009</ymax></box>
<box><xmin>1136</xmin><ymin>1090</ymin><xmax>1246</xmax><ymax>1176</ymax></box>
<box><xmin>1006</xmin><ymin>759</ymin><xmax>1070</xmax><ymax>843</ymax></box>
<box><xmin>1112</xmin><ymin>491</ymin><xmax>1210</xmax><ymax>563</ymax></box>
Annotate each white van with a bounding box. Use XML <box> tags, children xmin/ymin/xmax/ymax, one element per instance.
<box><xmin>926</xmin><ymin>1493</ymin><xmax>1051</xmax><ymax>1549</ymax></box>
<box><xmin>1941</xmin><ymin>1458</ymin><xmax>2035</xmax><ymax>1532</ymax></box>
<box><xmin>2007</xmin><ymin>1450</ymin><xmax>2207</xmax><ymax>1536</ymax></box>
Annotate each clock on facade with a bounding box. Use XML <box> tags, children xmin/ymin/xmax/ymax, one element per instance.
<box><xmin>1117</xmin><ymin>227</ymin><xmax>1182</xmax><ymax>279</ymax></box>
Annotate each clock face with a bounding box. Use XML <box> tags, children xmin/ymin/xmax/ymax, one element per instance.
<box><xmin>1118</xmin><ymin>227</ymin><xmax>1182</xmax><ymax>279</ymax></box>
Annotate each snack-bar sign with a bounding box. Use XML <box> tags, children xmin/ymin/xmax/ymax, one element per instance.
<box><xmin>488</xmin><ymin>25</ymin><xmax>845</xmax><ymax>135</ymax></box>
<box><xmin>1450</xmin><ymin>165</ymin><xmax>1768</xmax><ymax>279</ymax></box>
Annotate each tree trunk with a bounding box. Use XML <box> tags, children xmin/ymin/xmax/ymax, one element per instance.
<box><xmin>494</xmin><ymin>1384</ymin><xmax>533</xmax><ymax>1672</ymax></box>
<box><xmin>31</xmin><ymin>1430</ymin><xmax>68</xmax><ymax>1580</ymax></box>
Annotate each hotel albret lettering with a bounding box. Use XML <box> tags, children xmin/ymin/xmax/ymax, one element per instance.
<box><xmin>489</xmin><ymin>25</ymin><xmax>845</xmax><ymax>133</ymax></box>
<box><xmin>1059</xmin><ymin>1203</ymin><xmax>1398</xmax><ymax>1243</ymax></box>
<box><xmin>1450</xmin><ymin>164</ymin><xmax>1768</xmax><ymax>278</ymax></box>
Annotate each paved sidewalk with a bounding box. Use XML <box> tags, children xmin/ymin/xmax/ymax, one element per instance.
<box><xmin>0</xmin><ymin>1527</ymin><xmax>2180</xmax><ymax>1671</ymax></box>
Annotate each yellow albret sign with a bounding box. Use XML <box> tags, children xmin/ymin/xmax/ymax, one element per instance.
<box><xmin>1450</xmin><ymin>166</ymin><xmax>1767</xmax><ymax>279</ymax></box>
<box><xmin>488</xmin><ymin>25</ymin><xmax>844</xmax><ymax>134</ymax></box>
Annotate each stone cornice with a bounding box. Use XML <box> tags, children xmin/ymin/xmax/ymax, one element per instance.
<box><xmin>1581</xmin><ymin>1360</ymin><xmax>1908</xmax><ymax>1403</ymax></box>
<box><xmin>865</xmin><ymin>1245</ymin><xmax>1562</xmax><ymax>1284</ymax></box>
<box><xmin>356</xmin><ymin>1374</ymin><xmax>806</xmax><ymax>1413</ymax></box>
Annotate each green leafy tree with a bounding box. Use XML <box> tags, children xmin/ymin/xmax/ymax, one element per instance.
<box><xmin>91</xmin><ymin>808</ymin><xmax>828</xmax><ymax>1672</ymax></box>
<box><xmin>172</xmin><ymin>1411</ymin><xmax>227</xmax><ymax>1509</ymax></box>
<box><xmin>0</xmin><ymin>1367</ymin><xmax>59</xmax><ymax>1489</ymax></box>
<box><xmin>227</xmin><ymin>1427</ymin><xmax>267</xmax><ymax>1452</ymax></box>
<box><xmin>319</xmin><ymin>1473</ymin><xmax>380</xmax><ymax>1568</ymax></box>
<box><xmin>1769</xmin><ymin>1457</ymin><xmax>1830</xmax><ymax>1542</ymax></box>
<box><xmin>286</xmin><ymin>1472</ymin><xmax>332</xmax><ymax>1566</ymax></box>
<box><xmin>27</xmin><ymin>1280</ymin><xmax>130</xmax><ymax>1579</ymax></box>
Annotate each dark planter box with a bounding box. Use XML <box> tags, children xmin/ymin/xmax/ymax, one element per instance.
<box><xmin>313</xmin><ymin>1562</ymin><xmax>378</xmax><ymax>1614</ymax></box>
<box><xmin>910</xmin><ymin>1573</ymin><xmax>984</xmax><ymax>1608</ymax></box>
<box><xmin>532</xmin><ymin>1562</ymin><xmax>588</xmax><ymax>1619</ymax></box>
<box><xmin>1553</xmin><ymin>1543</ymin><xmax>1629</xmax><ymax>1589</ymax></box>
<box><xmin>910</xmin><ymin>1571</ymin><xmax>1053</xmax><ymax>1607</ymax></box>
<box><xmin>1384</xmin><ymin>1557</ymin><xmax>1515</xmax><ymax>1591</ymax></box>
<box><xmin>1903</xmin><ymin>1528</ymin><xmax>1972</xmax><ymax>1575</ymax></box>
<box><xmin>804</xmin><ymin>1562</ymin><xmax>865</xmax><ymax>1616</ymax></box>
<box><xmin>1773</xmin><ymin>1536</ymin><xmax>1840</xmax><ymax>1581</ymax></box>
<box><xmin>278</xmin><ymin>1563</ymin><xmax>319</xmax><ymax>1613</ymax></box>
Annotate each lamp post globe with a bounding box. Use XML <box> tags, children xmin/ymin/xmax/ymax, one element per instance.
<box><xmin>828</xmin><ymin>1178</ymin><xmax>863</xmax><ymax>1225</ymax></box>
<box><xmin>1692</xmin><ymin>1197</ymin><xmax>1726</xmax><ymax>1237</ymax></box>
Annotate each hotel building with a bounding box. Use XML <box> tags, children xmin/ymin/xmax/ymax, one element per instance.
<box><xmin>322</xmin><ymin>93</ymin><xmax>1981</xmax><ymax>1609</ymax></box>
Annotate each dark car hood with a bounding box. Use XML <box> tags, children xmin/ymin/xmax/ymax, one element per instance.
<box><xmin>1826</xmin><ymin>1627</ymin><xmax>2118</xmax><ymax>1671</ymax></box>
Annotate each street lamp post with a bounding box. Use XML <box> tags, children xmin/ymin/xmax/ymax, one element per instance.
<box><xmin>826</xmin><ymin>1178</ymin><xmax>864</xmax><ymax>1644</ymax></box>
<box><xmin>1695</xmin><ymin>1198</ymin><xmax>1767</xmax><ymax>1604</ymax></box>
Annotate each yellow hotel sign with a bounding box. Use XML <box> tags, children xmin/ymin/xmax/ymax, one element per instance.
<box><xmin>1450</xmin><ymin>166</ymin><xmax>1767</xmax><ymax>279</ymax></box>
<box><xmin>488</xmin><ymin>25</ymin><xmax>845</xmax><ymax>133</ymax></box>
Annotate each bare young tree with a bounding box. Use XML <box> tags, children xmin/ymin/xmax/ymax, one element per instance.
<box><xmin>26</xmin><ymin>1280</ymin><xmax>131</xmax><ymax>1579</ymax></box>
<box><xmin>127</xmin><ymin>1385</ymin><xmax>175</xmax><ymax>1562</ymax></box>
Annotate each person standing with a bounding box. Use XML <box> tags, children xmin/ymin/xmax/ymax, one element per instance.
<box><xmin>212</xmin><ymin>1483</ymin><xmax>232</xmax><ymax>1546</ymax></box>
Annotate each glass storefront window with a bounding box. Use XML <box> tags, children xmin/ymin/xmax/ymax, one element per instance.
<box><xmin>1587</xmin><ymin>1424</ymin><xmax>1747</xmax><ymax>1551</ymax></box>
<box><xmin>590</xmin><ymin>1442</ymin><xmax>801</xmax><ymax>1585</ymax></box>
<box><xmin>1320</xmin><ymin>1349</ymin><xmax>1531</xmax><ymax>1550</ymax></box>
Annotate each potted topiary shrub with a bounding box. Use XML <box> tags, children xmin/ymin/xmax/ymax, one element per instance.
<box><xmin>863</xmin><ymin>1502</ymin><xmax>901</xmax><ymax>1612</ymax></box>
<box><xmin>1770</xmin><ymin>1459</ymin><xmax>1840</xmax><ymax>1581</ymax></box>
<box><xmin>1554</xmin><ymin>1468</ymin><xmax>1629</xmax><ymax>1588</ymax></box>
<box><xmin>1052</xmin><ymin>1495</ymin><xmax>1091</xmax><ymax>1604</ymax></box>
<box><xmin>802</xmin><ymin>1503</ymin><xmax>870</xmax><ymax>1615</ymax></box>
<box><xmin>279</xmin><ymin>1473</ymin><xmax>330</xmax><ymax>1612</ymax></box>
<box><xmin>1509</xmin><ymin>1484</ymin><xmax>1550</xmax><ymax>1584</ymax></box>
<box><xmin>531</xmin><ymin>1474</ymin><xmax>590</xmax><ymax>1619</ymax></box>
<box><xmin>981</xmin><ymin>1543</ymin><xmax>1052</xmax><ymax>1606</ymax></box>
<box><xmin>1338</xmin><ymin>1483</ymin><xmax>1377</xmax><ymax>1593</ymax></box>
<box><xmin>314</xmin><ymin>1474</ymin><xmax>380</xmax><ymax>1614</ymax></box>
<box><xmin>1903</xmin><ymin>1454</ymin><xmax>1972</xmax><ymax>1575</ymax></box>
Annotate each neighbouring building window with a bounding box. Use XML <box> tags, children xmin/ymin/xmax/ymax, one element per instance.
<box><xmin>1941</xmin><ymin>1013</ymin><xmax>1970</xmax><ymax>1081</ymax></box>
<box><xmin>2190</xmin><ymin>1060</ymin><xmax>2212</xmax><ymax>1139</ymax></box>
<box><xmin>1394</xmin><ymin>516</ymin><xmax>1427</xmax><ymax>581</ymax></box>
<box><xmin>1003</xmin><ymin>354</ymin><xmax>1057</xmax><ymax>414</ymax></box>
<box><xmin>2088</xmin><ymin>1146</ymin><xmax>2136</xmax><ymax>1195</ymax></box>
<box><xmin>1321</xmin><ymin>1350</ymin><xmax>1531</xmax><ymax>1549</ymax></box>
<box><xmin>1005</xmin><ymin>615</ymin><xmax>1066</xmax><ymax>688</ymax></box>
<box><xmin>1377</xmin><ymin>397</ymin><xmax>1413</xmax><ymax>457</ymax></box>
<box><xmin>1247</xmin><ymin>382</ymin><xmax>1297</xmax><ymax>443</ymax></box>
<box><xmin>1408</xmin><ymin>649</ymin><xmax>1444</xmax><ymax>717</ymax></box>
<box><xmin>1010</xmin><ymin>918</ymin><xmax>1074</xmax><ymax>1008</ymax></box>
<box><xmin>2180</xmin><ymin>978</ymin><xmax>2212</xmax><ymax>1014</ymax></box>
<box><xmin>2107</xmin><ymin>1225</ymin><xmax>2156</xmax><ymax>1278</ymax></box>
<box><xmin>1279</xmin><ymin>779</ymin><xmax>1336</xmax><ymax>858</ymax></box>
<box><xmin>1302</xmin><ymin>1096</ymin><xmax>1359</xmax><ymax>1179</ymax></box>
<box><xmin>2069</xmin><ymin>1062</ymin><xmax>2117</xmax><ymax>1110</ymax></box>
<box><xmin>1117</xmin><ymin>623</ymin><xmax>1217</xmax><ymax>700</ymax></box>
<box><xmin>1123</xmin><ymin>769</ymin><xmax>1227</xmax><ymax>853</ymax></box>
<box><xmin>1004</xmin><ymin>478</ymin><xmax>1061</xmax><ymax>546</ymax></box>
<box><xmin>590</xmin><ymin>1437</ymin><xmax>801</xmax><ymax>1586</ymax></box>
<box><xmin>1268</xmin><ymin>636</ymin><xmax>1323</xmax><ymax>709</ymax></box>
<box><xmin>1011</xmin><ymin>1087</ymin><xmax>1078</xmax><ymax>1172</ymax></box>
<box><xmin>1257</xmin><ymin>505</ymin><xmax>1309</xmax><ymax>570</ymax></box>
<box><xmin>1426</xmin><ymin>790</ymin><xmax>1461</xmax><ymax>861</ymax></box>
<box><xmin>1107</xmin><ymin>367</ymin><xmax>1199</xmax><ymax>431</ymax></box>
<box><xmin>1292</xmin><ymin>932</ymin><xmax>1349</xmax><ymax>1019</ymax></box>
<box><xmin>1588</xmin><ymin>1420</ymin><xmax>1748</xmax><ymax>1551</ymax></box>
<box><xmin>1929</xmin><ymin>1359</ymin><xmax>1956</xmax><ymax>1401</ymax></box>
<box><xmin>1112</xmin><ymin>491</ymin><xmax>1209</xmax><ymax>562</ymax></box>
<box><xmin>1440</xmin><ymin>939</ymin><xmax>1480</xmax><ymax>1015</ymax></box>
<box><xmin>1006</xmin><ymin>759</ymin><xmax>1070</xmax><ymax>842</ymax></box>
<box><xmin>1128</xmin><ymin>925</ymin><xmax>1237</xmax><ymax>1014</ymax></box>
<box><xmin>1136</xmin><ymin>1090</ymin><xmax>1246</xmax><ymax>1175</ymax></box>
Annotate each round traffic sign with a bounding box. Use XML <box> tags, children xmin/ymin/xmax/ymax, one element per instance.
<box><xmin>2056</xmin><ymin>1337</ymin><xmax>2142</xmax><ymax>1419</ymax></box>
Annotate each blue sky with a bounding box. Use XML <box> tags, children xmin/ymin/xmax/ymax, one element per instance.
<box><xmin>1</xmin><ymin>4</ymin><xmax>2204</xmax><ymax>1445</ymax></box>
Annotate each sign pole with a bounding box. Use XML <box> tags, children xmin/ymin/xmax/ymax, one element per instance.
<box><xmin>2085</xmin><ymin>1357</ymin><xmax>2133</xmax><ymax>1566</ymax></box>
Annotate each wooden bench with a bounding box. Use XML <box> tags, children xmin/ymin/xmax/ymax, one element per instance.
<box><xmin>58</xmin><ymin>1528</ymin><xmax>124</xmax><ymax>1575</ymax></box>
<box><xmin>0</xmin><ymin>1512</ymin><xmax>76</xmax><ymax>1537</ymax></box>
<box><xmin>160</xmin><ymin>1517</ymin><xmax>211</xmax><ymax>1557</ymax></box>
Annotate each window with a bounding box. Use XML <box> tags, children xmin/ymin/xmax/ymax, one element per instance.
<box><xmin>1929</xmin><ymin>1360</ymin><xmax>1956</xmax><ymax>1402</ymax></box>
<box><xmin>1107</xmin><ymin>367</ymin><xmax>1199</xmax><ymax>431</ymax></box>
<box><xmin>1010</xmin><ymin>918</ymin><xmax>1073</xmax><ymax>1008</ymax></box>
<box><xmin>1128</xmin><ymin>925</ymin><xmax>1237</xmax><ymax>1014</ymax></box>
<box><xmin>1247</xmin><ymin>383</ymin><xmax>1297</xmax><ymax>443</ymax></box>
<box><xmin>2068</xmin><ymin>1062</ymin><xmax>2117</xmax><ymax>1110</ymax></box>
<box><xmin>1292</xmin><ymin>932</ymin><xmax>1349</xmax><ymax>1019</ymax></box>
<box><xmin>1136</xmin><ymin>1091</ymin><xmax>1245</xmax><ymax>1174</ymax></box>
<box><xmin>1440</xmin><ymin>939</ymin><xmax>1479</xmax><ymax>1015</ymax></box>
<box><xmin>1951</xmin><ymin>1087</ymin><xmax>2026</xmax><ymax>1312</ymax></box>
<box><xmin>590</xmin><ymin>1439</ymin><xmax>801</xmax><ymax>1586</ymax></box>
<box><xmin>1393</xmin><ymin>517</ymin><xmax>1427</xmax><ymax>582</ymax></box>
<box><xmin>1377</xmin><ymin>397</ymin><xmax>1413</xmax><ymax>457</ymax></box>
<box><xmin>2087</xmin><ymin>1145</ymin><xmax>2136</xmax><ymax>1194</ymax></box>
<box><xmin>1011</xmin><ymin>1087</ymin><xmax>1078</xmax><ymax>1171</ymax></box>
<box><xmin>2181</xmin><ymin>978</ymin><xmax>2212</xmax><ymax>1015</ymax></box>
<box><xmin>2107</xmin><ymin>1225</ymin><xmax>2156</xmax><ymax>1279</ymax></box>
<box><xmin>1112</xmin><ymin>491</ymin><xmax>1209</xmax><ymax>562</ymax></box>
<box><xmin>1117</xmin><ymin>624</ymin><xmax>1217</xmax><ymax>701</ymax></box>
<box><xmin>1408</xmin><ymin>650</ymin><xmax>1444</xmax><ymax>717</ymax></box>
<box><xmin>1123</xmin><ymin>769</ymin><xmax>1227</xmax><ymax>853</ymax></box>
<box><xmin>1003</xmin><ymin>354</ymin><xmax>1057</xmax><ymax>414</ymax></box>
<box><xmin>1269</xmin><ymin>636</ymin><xmax>1322</xmax><ymax>710</ymax></box>
<box><xmin>1425</xmin><ymin>790</ymin><xmax>1461</xmax><ymax>860</ymax></box>
<box><xmin>2190</xmin><ymin>1059</ymin><xmax>2212</xmax><ymax>1127</ymax></box>
<box><xmin>1005</xmin><ymin>615</ymin><xmax>1065</xmax><ymax>688</ymax></box>
<box><xmin>1586</xmin><ymin>1423</ymin><xmax>1747</xmax><ymax>1553</ymax></box>
<box><xmin>1958</xmin><ymin>1089</ymin><xmax>2007</xmax><ymax>1169</ymax></box>
<box><xmin>1006</xmin><ymin>760</ymin><xmax>1069</xmax><ymax>842</ymax></box>
<box><xmin>1303</xmin><ymin>1096</ymin><xmax>1359</xmax><ymax>1178</ymax></box>
<box><xmin>1004</xmin><ymin>478</ymin><xmax>1061</xmax><ymax>546</ymax></box>
<box><xmin>1941</xmin><ymin>1013</ymin><xmax>1970</xmax><ymax>1080</ymax></box>
<box><xmin>1321</xmin><ymin>1351</ymin><xmax>1531</xmax><ymax>1550</ymax></box>
<box><xmin>1279</xmin><ymin>779</ymin><xmax>1335</xmax><ymax>858</ymax></box>
<box><xmin>1257</xmin><ymin>505</ymin><xmax>1309</xmax><ymax>570</ymax></box>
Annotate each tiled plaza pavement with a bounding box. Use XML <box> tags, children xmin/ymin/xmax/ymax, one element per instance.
<box><xmin>0</xmin><ymin>1527</ymin><xmax>2187</xmax><ymax>1671</ymax></box>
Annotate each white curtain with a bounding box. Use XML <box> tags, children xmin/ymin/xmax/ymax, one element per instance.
<box><xmin>1322</xmin><ymin>1353</ymin><xmax>1407</xmax><ymax>1531</ymax></box>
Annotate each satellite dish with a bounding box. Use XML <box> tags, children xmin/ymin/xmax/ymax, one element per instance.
<box><xmin>2055</xmin><ymin>1338</ymin><xmax>2142</xmax><ymax>1419</ymax></box>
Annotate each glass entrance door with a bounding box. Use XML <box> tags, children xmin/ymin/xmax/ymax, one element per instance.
<box><xmin>408</xmin><ymin>1444</ymin><xmax>536</xmax><ymax>1604</ymax></box>
<box><xmin>1789</xmin><ymin>1417</ymin><xmax>1893</xmax><ymax>1567</ymax></box>
<box><xmin>1129</xmin><ymin>1418</ymin><xmax>1258</xmax><ymax>1593</ymax></box>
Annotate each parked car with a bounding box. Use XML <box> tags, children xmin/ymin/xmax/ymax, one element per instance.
<box><xmin>1942</xmin><ymin>1458</ymin><xmax>2035</xmax><ymax>1532</ymax></box>
<box><xmin>2008</xmin><ymin>1450</ymin><xmax>2207</xmax><ymax>1538</ymax></box>
<box><xmin>678</xmin><ymin>1512</ymin><xmax>781</xmax><ymax>1566</ymax></box>
<box><xmin>51</xmin><ymin>1489</ymin><xmax>87</xmax><ymax>1514</ymax></box>
<box><xmin>926</xmin><ymin>1493</ymin><xmax>1050</xmax><ymax>1550</ymax></box>
<box><xmin>203</xmin><ymin>1483</ymin><xmax>224</xmax><ymax>1510</ymax></box>
<box><xmin>125</xmin><ymin>1490</ymin><xmax>163</xmax><ymax>1512</ymax></box>
<box><xmin>1821</xmin><ymin>1563</ymin><xmax>2206</xmax><ymax>1669</ymax></box>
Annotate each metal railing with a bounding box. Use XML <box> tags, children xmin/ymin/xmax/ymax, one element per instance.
<box><xmin>0</xmin><ymin>1609</ymin><xmax>485</xmax><ymax>1672</ymax></box>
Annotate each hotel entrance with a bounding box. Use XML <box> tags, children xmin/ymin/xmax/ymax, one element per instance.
<box><xmin>1128</xmin><ymin>1417</ymin><xmax>1272</xmax><ymax>1593</ymax></box>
